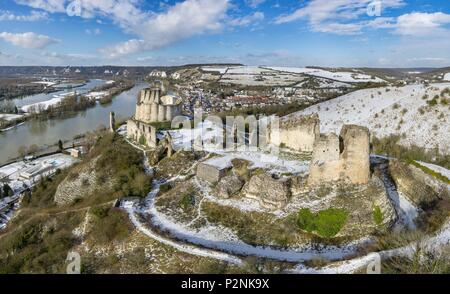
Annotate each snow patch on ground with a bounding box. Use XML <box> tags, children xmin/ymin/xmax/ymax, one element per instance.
<box><xmin>201</xmin><ymin>66</ymin><xmax>229</xmax><ymax>74</ymax></box>
<box><xmin>417</xmin><ymin>161</ymin><xmax>450</xmax><ymax>181</ymax></box>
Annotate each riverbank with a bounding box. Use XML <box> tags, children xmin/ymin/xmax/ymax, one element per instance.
<box><xmin>0</xmin><ymin>82</ymin><xmax>148</xmax><ymax>165</ymax></box>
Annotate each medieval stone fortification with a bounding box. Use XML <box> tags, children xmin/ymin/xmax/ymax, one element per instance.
<box><xmin>127</xmin><ymin>84</ymin><xmax>182</xmax><ymax>147</ymax></box>
<box><xmin>268</xmin><ymin>114</ymin><xmax>320</xmax><ymax>152</ymax></box>
<box><xmin>134</xmin><ymin>86</ymin><xmax>182</xmax><ymax>123</ymax></box>
<box><xmin>196</xmin><ymin>114</ymin><xmax>371</xmax><ymax>209</ymax></box>
<box><xmin>308</xmin><ymin>124</ymin><xmax>370</xmax><ymax>186</ymax></box>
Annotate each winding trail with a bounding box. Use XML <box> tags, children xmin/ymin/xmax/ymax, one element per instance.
<box><xmin>121</xmin><ymin>140</ymin><xmax>448</xmax><ymax>272</ymax></box>
<box><xmin>121</xmin><ymin>151</ymin><xmax>400</xmax><ymax>264</ymax></box>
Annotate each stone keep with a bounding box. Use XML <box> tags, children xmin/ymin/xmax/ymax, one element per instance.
<box><xmin>127</xmin><ymin>85</ymin><xmax>182</xmax><ymax>147</ymax></box>
<box><xmin>268</xmin><ymin>114</ymin><xmax>320</xmax><ymax>152</ymax></box>
<box><xmin>134</xmin><ymin>87</ymin><xmax>182</xmax><ymax>123</ymax></box>
<box><xmin>308</xmin><ymin>125</ymin><xmax>370</xmax><ymax>186</ymax></box>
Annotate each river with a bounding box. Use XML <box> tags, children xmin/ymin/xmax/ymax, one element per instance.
<box><xmin>0</xmin><ymin>82</ymin><xmax>148</xmax><ymax>164</ymax></box>
<box><xmin>12</xmin><ymin>79</ymin><xmax>107</xmax><ymax>108</ymax></box>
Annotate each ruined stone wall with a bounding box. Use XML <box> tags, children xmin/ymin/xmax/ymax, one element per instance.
<box><xmin>340</xmin><ymin>125</ymin><xmax>370</xmax><ymax>185</ymax></box>
<box><xmin>269</xmin><ymin>114</ymin><xmax>320</xmax><ymax>152</ymax></box>
<box><xmin>308</xmin><ymin>133</ymin><xmax>342</xmax><ymax>184</ymax></box>
<box><xmin>126</xmin><ymin>119</ymin><xmax>157</xmax><ymax>147</ymax></box>
<box><xmin>308</xmin><ymin>125</ymin><xmax>370</xmax><ymax>186</ymax></box>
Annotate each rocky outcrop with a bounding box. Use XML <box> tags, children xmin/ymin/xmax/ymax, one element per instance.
<box><xmin>389</xmin><ymin>161</ymin><xmax>447</xmax><ymax>208</ymax></box>
<box><xmin>246</xmin><ymin>173</ymin><xmax>292</xmax><ymax>210</ymax></box>
<box><xmin>231</xmin><ymin>158</ymin><xmax>251</xmax><ymax>182</ymax></box>
<box><xmin>54</xmin><ymin>158</ymin><xmax>115</xmax><ymax>206</ymax></box>
<box><xmin>215</xmin><ymin>174</ymin><xmax>244</xmax><ymax>199</ymax></box>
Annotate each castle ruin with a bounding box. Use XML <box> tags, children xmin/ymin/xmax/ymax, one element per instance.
<box><xmin>127</xmin><ymin>84</ymin><xmax>182</xmax><ymax>147</ymax></box>
<box><xmin>267</xmin><ymin>114</ymin><xmax>320</xmax><ymax>152</ymax></box>
<box><xmin>308</xmin><ymin>125</ymin><xmax>370</xmax><ymax>186</ymax></box>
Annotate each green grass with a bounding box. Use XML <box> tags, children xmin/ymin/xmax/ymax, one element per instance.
<box><xmin>297</xmin><ymin>208</ymin><xmax>348</xmax><ymax>238</ymax></box>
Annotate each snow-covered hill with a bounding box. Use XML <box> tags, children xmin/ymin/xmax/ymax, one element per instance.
<box><xmin>267</xmin><ymin>67</ymin><xmax>386</xmax><ymax>83</ymax></box>
<box><xmin>288</xmin><ymin>83</ymin><xmax>450</xmax><ymax>153</ymax></box>
<box><xmin>201</xmin><ymin>65</ymin><xmax>386</xmax><ymax>86</ymax></box>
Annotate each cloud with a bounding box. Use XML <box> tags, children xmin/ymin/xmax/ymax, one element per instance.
<box><xmin>0</xmin><ymin>32</ymin><xmax>59</xmax><ymax>49</ymax></box>
<box><xmin>394</xmin><ymin>12</ymin><xmax>450</xmax><ymax>36</ymax></box>
<box><xmin>275</xmin><ymin>0</ymin><xmax>405</xmax><ymax>35</ymax></box>
<box><xmin>101</xmin><ymin>0</ymin><xmax>229</xmax><ymax>58</ymax></box>
<box><xmin>0</xmin><ymin>10</ymin><xmax>49</xmax><ymax>21</ymax></box>
<box><xmin>16</xmin><ymin>0</ymin><xmax>230</xmax><ymax>58</ymax></box>
<box><xmin>41</xmin><ymin>51</ymin><xmax>96</xmax><ymax>59</ymax></box>
<box><xmin>229</xmin><ymin>12</ymin><xmax>264</xmax><ymax>27</ymax></box>
<box><xmin>15</xmin><ymin>0</ymin><xmax>66</xmax><ymax>13</ymax></box>
<box><xmin>246</xmin><ymin>0</ymin><xmax>265</xmax><ymax>8</ymax></box>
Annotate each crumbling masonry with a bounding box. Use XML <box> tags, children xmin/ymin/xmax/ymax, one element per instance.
<box><xmin>127</xmin><ymin>84</ymin><xmax>182</xmax><ymax>147</ymax></box>
<box><xmin>267</xmin><ymin>114</ymin><xmax>320</xmax><ymax>152</ymax></box>
<box><xmin>308</xmin><ymin>125</ymin><xmax>370</xmax><ymax>186</ymax></box>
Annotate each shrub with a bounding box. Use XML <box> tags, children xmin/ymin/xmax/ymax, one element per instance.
<box><xmin>89</xmin><ymin>208</ymin><xmax>132</xmax><ymax>244</ymax></box>
<box><xmin>427</xmin><ymin>98</ymin><xmax>438</xmax><ymax>106</ymax></box>
<box><xmin>180</xmin><ymin>193</ymin><xmax>195</xmax><ymax>211</ymax></box>
<box><xmin>373</xmin><ymin>205</ymin><xmax>383</xmax><ymax>225</ymax></box>
<box><xmin>297</xmin><ymin>209</ymin><xmax>316</xmax><ymax>233</ymax></box>
<box><xmin>315</xmin><ymin>208</ymin><xmax>348</xmax><ymax>238</ymax></box>
<box><xmin>138</xmin><ymin>134</ymin><xmax>146</xmax><ymax>146</ymax></box>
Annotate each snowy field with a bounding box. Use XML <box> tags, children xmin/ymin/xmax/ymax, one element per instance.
<box><xmin>288</xmin><ymin>83</ymin><xmax>450</xmax><ymax>153</ymax></box>
<box><xmin>20</xmin><ymin>92</ymin><xmax>76</xmax><ymax>113</ymax></box>
<box><xmin>220</xmin><ymin>72</ymin><xmax>304</xmax><ymax>86</ymax></box>
<box><xmin>201</xmin><ymin>66</ymin><xmax>229</xmax><ymax>74</ymax></box>
<box><xmin>267</xmin><ymin>67</ymin><xmax>386</xmax><ymax>83</ymax></box>
<box><xmin>201</xmin><ymin>65</ymin><xmax>382</xmax><ymax>87</ymax></box>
